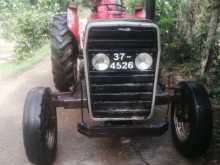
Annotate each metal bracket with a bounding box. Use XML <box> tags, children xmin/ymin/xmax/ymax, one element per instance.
<box><xmin>52</xmin><ymin>80</ymin><xmax>178</xmax><ymax>111</ymax></box>
<box><xmin>52</xmin><ymin>92</ymin><xmax>176</xmax><ymax>109</ymax></box>
<box><xmin>78</xmin><ymin>121</ymin><xmax>169</xmax><ymax>137</ymax></box>
<box><xmin>52</xmin><ymin>91</ymin><xmax>87</xmax><ymax>109</ymax></box>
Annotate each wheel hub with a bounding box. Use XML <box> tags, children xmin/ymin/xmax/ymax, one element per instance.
<box><xmin>174</xmin><ymin>110</ymin><xmax>191</xmax><ymax>141</ymax></box>
<box><xmin>46</xmin><ymin>128</ymin><xmax>56</xmax><ymax>150</ymax></box>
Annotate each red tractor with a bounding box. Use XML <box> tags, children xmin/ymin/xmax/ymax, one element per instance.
<box><xmin>23</xmin><ymin>0</ymin><xmax>212</xmax><ymax>164</ymax></box>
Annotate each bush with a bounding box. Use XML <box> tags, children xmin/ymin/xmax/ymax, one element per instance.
<box><xmin>14</xmin><ymin>9</ymin><xmax>50</xmax><ymax>60</ymax></box>
<box><xmin>0</xmin><ymin>0</ymin><xmax>59</xmax><ymax>61</ymax></box>
<box><xmin>2</xmin><ymin>8</ymin><xmax>51</xmax><ymax>60</ymax></box>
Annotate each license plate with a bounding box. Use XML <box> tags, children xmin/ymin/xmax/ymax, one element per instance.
<box><xmin>109</xmin><ymin>53</ymin><xmax>134</xmax><ymax>70</ymax></box>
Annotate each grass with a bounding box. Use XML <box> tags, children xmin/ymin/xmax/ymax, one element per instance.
<box><xmin>0</xmin><ymin>42</ymin><xmax>49</xmax><ymax>80</ymax></box>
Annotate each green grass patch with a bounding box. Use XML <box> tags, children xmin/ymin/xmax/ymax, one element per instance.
<box><xmin>0</xmin><ymin>42</ymin><xmax>50</xmax><ymax>80</ymax></box>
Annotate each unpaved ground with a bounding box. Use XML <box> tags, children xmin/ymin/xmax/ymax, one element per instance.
<box><xmin>0</xmin><ymin>56</ymin><xmax>219</xmax><ymax>165</ymax></box>
<box><xmin>0</xmin><ymin>38</ymin><xmax>15</xmax><ymax>63</ymax></box>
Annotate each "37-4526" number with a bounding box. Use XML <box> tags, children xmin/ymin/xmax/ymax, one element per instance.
<box><xmin>110</xmin><ymin>62</ymin><xmax>134</xmax><ymax>70</ymax></box>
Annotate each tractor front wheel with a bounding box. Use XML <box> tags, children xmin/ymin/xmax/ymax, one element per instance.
<box><xmin>23</xmin><ymin>87</ymin><xmax>57</xmax><ymax>165</ymax></box>
<box><xmin>171</xmin><ymin>81</ymin><xmax>212</xmax><ymax>158</ymax></box>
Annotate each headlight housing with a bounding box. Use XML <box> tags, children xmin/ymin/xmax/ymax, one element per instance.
<box><xmin>135</xmin><ymin>53</ymin><xmax>153</xmax><ymax>71</ymax></box>
<box><xmin>92</xmin><ymin>53</ymin><xmax>110</xmax><ymax>71</ymax></box>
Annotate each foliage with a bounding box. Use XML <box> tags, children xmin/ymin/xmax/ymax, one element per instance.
<box><xmin>156</xmin><ymin>0</ymin><xmax>220</xmax><ymax>101</ymax></box>
<box><xmin>0</xmin><ymin>0</ymin><xmax>64</xmax><ymax>60</ymax></box>
<box><xmin>4</xmin><ymin>9</ymin><xmax>50</xmax><ymax>60</ymax></box>
<box><xmin>156</xmin><ymin>0</ymin><xmax>195</xmax><ymax>65</ymax></box>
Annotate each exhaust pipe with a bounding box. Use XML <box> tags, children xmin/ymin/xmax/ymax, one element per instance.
<box><xmin>145</xmin><ymin>0</ymin><xmax>156</xmax><ymax>20</ymax></box>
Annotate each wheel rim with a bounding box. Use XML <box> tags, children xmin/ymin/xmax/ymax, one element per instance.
<box><xmin>41</xmin><ymin>91</ymin><xmax>57</xmax><ymax>151</ymax></box>
<box><xmin>174</xmin><ymin>108</ymin><xmax>191</xmax><ymax>142</ymax></box>
<box><xmin>46</xmin><ymin>127</ymin><xmax>56</xmax><ymax>150</ymax></box>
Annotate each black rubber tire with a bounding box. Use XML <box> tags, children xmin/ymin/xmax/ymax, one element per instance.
<box><xmin>49</xmin><ymin>13</ymin><xmax>78</xmax><ymax>92</ymax></box>
<box><xmin>23</xmin><ymin>87</ymin><xmax>57</xmax><ymax>165</ymax></box>
<box><xmin>171</xmin><ymin>81</ymin><xmax>212</xmax><ymax>158</ymax></box>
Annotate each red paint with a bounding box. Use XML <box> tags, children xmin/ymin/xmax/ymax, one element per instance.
<box><xmin>90</xmin><ymin>0</ymin><xmax>127</xmax><ymax>20</ymax></box>
<box><xmin>134</xmin><ymin>10</ymin><xmax>145</xmax><ymax>19</ymax></box>
<box><xmin>67</xmin><ymin>0</ymin><xmax>145</xmax><ymax>47</ymax></box>
<box><xmin>134</xmin><ymin>3</ymin><xmax>145</xmax><ymax>19</ymax></box>
<box><xmin>67</xmin><ymin>5</ymin><xmax>80</xmax><ymax>46</ymax></box>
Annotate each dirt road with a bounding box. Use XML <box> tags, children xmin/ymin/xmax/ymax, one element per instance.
<box><xmin>0</xmin><ymin>56</ymin><xmax>217</xmax><ymax>165</ymax></box>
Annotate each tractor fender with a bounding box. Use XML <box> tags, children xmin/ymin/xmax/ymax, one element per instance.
<box><xmin>67</xmin><ymin>4</ymin><xmax>80</xmax><ymax>47</ymax></box>
<box><xmin>134</xmin><ymin>3</ymin><xmax>145</xmax><ymax>19</ymax></box>
<box><xmin>134</xmin><ymin>10</ymin><xmax>145</xmax><ymax>19</ymax></box>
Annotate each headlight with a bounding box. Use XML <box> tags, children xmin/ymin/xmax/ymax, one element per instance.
<box><xmin>92</xmin><ymin>53</ymin><xmax>110</xmax><ymax>71</ymax></box>
<box><xmin>135</xmin><ymin>53</ymin><xmax>153</xmax><ymax>71</ymax></box>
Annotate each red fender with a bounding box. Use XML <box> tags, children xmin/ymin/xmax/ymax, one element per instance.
<box><xmin>134</xmin><ymin>3</ymin><xmax>145</xmax><ymax>19</ymax></box>
<box><xmin>134</xmin><ymin>10</ymin><xmax>145</xmax><ymax>19</ymax></box>
<box><xmin>67</xmin><ymin>4</ymin><xmax>80</xmax><ymax>48</ymax></box>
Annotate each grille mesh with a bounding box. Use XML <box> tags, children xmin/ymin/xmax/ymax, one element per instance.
<box><xmin>86</xmin><ymin>22</ymin><xmax>158</xmax><ymax>119</ymax></box>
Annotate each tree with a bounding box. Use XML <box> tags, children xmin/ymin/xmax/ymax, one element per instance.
<box><xmin>200</xmin><ymin>0</ymin><xmax>220</xmax><ymax>75</ymax></box>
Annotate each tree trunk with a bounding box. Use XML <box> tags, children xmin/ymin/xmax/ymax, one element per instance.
<box><xmin>200</xmin><ymin>0</ymin><xmax>220</xmax><ymax>76</ymax></box>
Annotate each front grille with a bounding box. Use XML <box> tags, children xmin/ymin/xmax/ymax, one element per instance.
<box><xmin>85</xmin><ymin>21</ymin><xmax>159</xmax><ymax>120</ymax></box>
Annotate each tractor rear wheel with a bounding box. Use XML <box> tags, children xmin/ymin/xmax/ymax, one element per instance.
<box><xmin>23</xmin><ymin>87</ymin><xmax>57</xmax><ymax>165</ymax></box>
<box><xmin>171</xmin><ymin>81</ymin><xmax>212</xmax><ymax>158</ymax></box>
<box><xmin>49</xmin><ymin>13</ymin><xmax>78</xmax><ymax>92</ymax></box>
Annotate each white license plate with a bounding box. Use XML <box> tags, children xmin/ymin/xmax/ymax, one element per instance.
<box><xmin>110</xmin><ymin>53</ymin><xmax>134</xmax><ymax>70</ymax></box>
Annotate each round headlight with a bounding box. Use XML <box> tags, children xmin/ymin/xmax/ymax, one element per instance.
<box><xmin>135</xmin><ymin>53</ymin><xmax>153</xmax><ymax>71</ymax></box>
<box><xmin>92</xmin><ymin>53</ymin><xmax>110</xmax><ymax>71</ymax></box>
